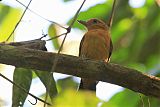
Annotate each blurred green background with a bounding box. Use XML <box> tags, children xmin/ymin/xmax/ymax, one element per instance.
<box><xmin>0</xmin><ymin>0</ymin><xmax>160</xmax><ymax>106</ymax></box>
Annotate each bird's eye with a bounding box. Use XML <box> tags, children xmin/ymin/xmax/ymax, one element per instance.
<box><xmin>93</xmin><ymin>20</ymin><xmax>98</xmax><ymax>24</ymax></box>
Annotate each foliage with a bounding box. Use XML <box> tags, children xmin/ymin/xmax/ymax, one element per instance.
<box><xmin>69</xmin><ymin>0</ymin><xmax>160</xmax><ymax>71</ymax></box>
<box><xmin>0</xmin><ymin>0</ymin><xmax>160</xmax><ymax>106</ymax></box>
<box><xmin>56</xmin><ymin>77</ymin><xmax>79</xmax><ymax>92</ymax></box>
<box><xmin>35</xmin><ymin>70</ymin><xmax>58</xmax><ymax>99</ymax></box>
<box><xmin>0</xmin><ymin>3</ymin><xmax>21</xmax><ymax>41</ymax></box>
<box><xmin>53</xmin><ymin>89</ymin><xmax>99</xmax><ymax>107</ymax></box>
<box><xmin>12</xmin><ymin>68</ymin><xmax>32</xmax><ymax>106</ymax></box>
<box><xmin>48</xmin><ymin>24</ymin><xmax>60</xmax><ymax>50</ymax></box>
<box><xmin>61</xmin><ymin>0</ymin><xmax>160</xmax><ymax>106</ymax></box>
<box><xmin>102</xmin><ymin>89</ymin><xmax>160</xmax><ymax>107</ymax></box>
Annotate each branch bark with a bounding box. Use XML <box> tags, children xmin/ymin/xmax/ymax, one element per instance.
<box><xmin>0</xmin><ymin>44</ymin><xmax>160</xmax><ymax>99</ymax></box>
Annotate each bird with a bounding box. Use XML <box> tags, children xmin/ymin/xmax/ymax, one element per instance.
<box><xmin>78</xmin><ymin>18</ymin><xmax>113</xmax><ymax>91</ymax></box>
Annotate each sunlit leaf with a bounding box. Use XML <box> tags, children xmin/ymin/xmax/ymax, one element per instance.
<box><xmin>48</xmin><ymin>24</ymin><xmax>60</xmax><ymax>50</ymax></box>
<box><xmin>53</xmin><ymin>89</ymin><xmax>99</xmax><ymax>107</ymax></box>
<box><xmin>131</xmin><ymin>7</ymin><xmax>148</xmax><ymax>19</ymax></box>
<box><xmin>12</xmin><ymin>68</ymin><xmax>32</xmax><ymax>106</ymax></box>
<box><xmin>0</xmin><ymin>4</ymin><xmax>21</xmax><ymax>42</ymax></box>
<box><xmin>111</xmin><ymin>18</ymin><xmax>132</xmax><ymax>43</ymax></box>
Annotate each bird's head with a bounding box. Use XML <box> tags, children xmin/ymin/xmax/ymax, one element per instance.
<box><xmin>78</xmin><ymin>18</ymin><xmax>109</xmax><ymax>30</ymax></box>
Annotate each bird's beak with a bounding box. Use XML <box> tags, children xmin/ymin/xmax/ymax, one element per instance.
<box><xmin>77</xmin><ymin>20</ymin><xmax>87</xmax><ymax>27</ymax></box>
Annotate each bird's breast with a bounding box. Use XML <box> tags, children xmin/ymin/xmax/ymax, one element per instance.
<box><xmin>80</xmin><ymin>29</ymin><xmax>110</xmax><ymax>60</ymax></box>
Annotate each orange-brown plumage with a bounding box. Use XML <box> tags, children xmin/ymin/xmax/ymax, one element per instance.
<box><xmin>78</xmin><ymin>18</ymin><xmax>113</xmax><ymax>91</ymax></box>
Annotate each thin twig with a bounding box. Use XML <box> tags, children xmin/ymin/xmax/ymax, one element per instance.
<box><xmin>6</xmin><ymin>0</ymin><xmax>32</xmax><ymax>41</ymax></box>
<box><xmin>39</xmin><ymin>34</ymin><xmax>48</xmax><ymax>40</ymax></box>
<box><xmin>69</xmin><ymin>0</ymin><xmax>86</xmax><ymax>27</ymax></box>
<box><xmin>108</xmin><ymin>0</ymin><xmax>117</xmax><ymax>28</ymax></box>
<box><xmin>43</xmin><ymin>33</ymin><xmax>68</xmax><ymax>107</ymax></box>
<box><xmin>0</xmin><ymin>73</ymin><xmax>51</xmax><ymax>105</ymax></box>
<box><xmin>46</xmin><ymin>32</ymin><xmax>67</xmax><ymax>41</ymax></box>
<box><xmin>15</xmin><ymin>0</ymin><xmax>66</xmax><ymax>29</ymax></box>
<box><xmin>43</xmin><ymin>0</ymin><xmax>86</xmax><ymax>106</ymax></box>
<box><xmin>28</xmin><ymin>98</ymin><xmax>37</xmax><ymax>105</ymax></box>
<box><xmin>46</xmin><ymin>0</ymin><xmax>86</xmax><ymax>41</ymax></box>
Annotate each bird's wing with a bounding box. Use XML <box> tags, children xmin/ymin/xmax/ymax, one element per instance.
<box><xmin>109</xmin><ymin>39</ymin><xmax>113</xmax><ymax>59</ymax></box>
<box><xmin>79</xmin><ymin>35</ymin><xmax>85</xmax><ymax>56</ymax></box>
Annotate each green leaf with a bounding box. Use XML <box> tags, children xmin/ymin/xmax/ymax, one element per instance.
<box><xmin>68</xmin><ymin>1</ymin><xmax>112</xmax><ymax>30</ymax></box>
<box><xmin>53</xmin><ymin>89</ymin><xmax>99</xmax><ymax>107</ymax></box>
<box><xmin>0</xmin><ymin>3</ymin><xmax>21</xmax><ymax>41</ymax></box>
<box><xmin>56</xmin><ymin>77</ymin><xmax>78</xmax><ymax>92</ymax></box>
<box><xmin>102</xmin><ymin>89</ymin><xmax>140</xmax><ymax>107</ymax></box>
<box><xmin>12</xmin><ymin>68</ymin><xmax>32</xmax><ymax>107</ymax></box>
<box><xmin>48</xmin><ymin>24</ymin><xmax>60</xmax><ymax>50</ymax></box>
<box><xmin>35</xmin><ymin>70</ymin><xmax>58</xmax><ymax>100</ymax></box>
<box><xmin>0</xmin><ymin>4</ymin><xmax>10</xmax><ymax>24</ymax></box>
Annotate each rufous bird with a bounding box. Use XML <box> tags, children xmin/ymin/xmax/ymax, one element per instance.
<box><xmin>78</xmin><ymin>18</ymin><xmax>113</xmax><ymax>91</ymax></box>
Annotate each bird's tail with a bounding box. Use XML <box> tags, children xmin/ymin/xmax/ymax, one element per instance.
<box><xmin>79</xmin><ymin>78</ymin><xmax>97</xmax><ymax>91</ymax></box>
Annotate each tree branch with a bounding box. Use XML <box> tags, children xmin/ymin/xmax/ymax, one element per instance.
<box><xmin>0</xmin><ymin>44</ymin><xmax>160</xmax><ymax>99</ymax></box>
